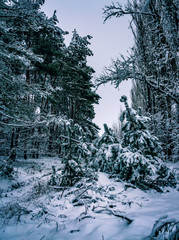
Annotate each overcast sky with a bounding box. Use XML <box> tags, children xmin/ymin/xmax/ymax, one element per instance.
<box><xmin>41</xmin><ymin>0</ymin><xmax>134</xmax><ymax>134</ymax></box>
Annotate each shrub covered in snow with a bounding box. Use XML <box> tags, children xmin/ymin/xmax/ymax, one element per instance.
<box><xmin>93</xmin><ymin>96</ymin><xmax>176</xmax><ymax>190</ymax></box>
<box><xmin>58</xmin><ymin>121</ymin><xmax>95</xmax><ymax>186</ymax></box>
<box><xmin>92</xmin><ymin>124</ymin><xmax>119</xmax><ymax>172</ymax></box>
<box><xmin>146</xmin><ymin>216</ymin><xmax>179</xmax><ymax>240</ymax></box>
<box><xmin>114</xmin><ymin>148</ymin><xmax>157</xmax><ymax>181</ymax></box>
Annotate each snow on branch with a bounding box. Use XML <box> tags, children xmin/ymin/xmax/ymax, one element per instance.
<box><xmin>92</xmin><ymin>206</ymin><xmax>133</xmax><ymax>224</ymax></box>
<box><xmin>103</xmin><ymin>2</ymin><xmax>155</xmax><ymax>23</ymax></box>
<box><xmin>96</xmin><ymin>57</ymin><xmax>179</xmax><ymax>104</ymax></box>
<box><xmin>96</xmin><ymin>56</ymin><xmax>133</xmax><ymax>89</ymax></box>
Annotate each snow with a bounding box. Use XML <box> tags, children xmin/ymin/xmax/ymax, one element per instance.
<box><xmin>0</xmin><ymin>158</ymin><xmax>178</xmax><ymax>240</ymax></box>
<box><xmin>97</xmin><ymin>171</ymin><xmax>113</xmax><ymax>186</ymax></box>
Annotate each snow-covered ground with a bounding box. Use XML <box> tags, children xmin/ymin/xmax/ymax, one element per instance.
<box><xmin>0</xmin><ymin>158</ymin><xmax>178</xmax><ymax>240</ymax></box>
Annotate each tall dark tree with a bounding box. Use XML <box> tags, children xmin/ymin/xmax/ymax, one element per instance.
<box><xmin>0</xmin><ymin>0</ymin><xmax>46</xmax><ymax>159</ymax></box>
<box><xmin>59</xmin><ymin>30</ymin><xmax>100</xmax><ymax>136</ymax></box>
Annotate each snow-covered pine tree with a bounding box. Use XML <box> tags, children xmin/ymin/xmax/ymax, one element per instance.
<box><xmin>62</xmin><ymin>29</ymin><xmax>100</xmax><ymax>134</ymax></box>
<box><xmin>59</xmin><ymin>120</ymin><xmax>94</xmax><ymax>186</ymax></box>
<box><xmin>93</xmin><ymin>96</ymin><xmax>176</xmax><ymax>190</ymax></box>
<box><xmin>93</xmin><ymin>124</ymin><xmax>119</xmax><ymax>172</ymax></box>
<box><xmin>0</xmin><ymin>0</ymin><xmax>46</xmax><ymax>160</ymax></box>
<box><xmin>120</xmin><ymin>95</ymin><xmax>161</xmax><ymax>158</ymax></box>
<box><xmin>117</xmin><ymin>96</ymin><xmax>176</xmax><ymax>188</ymax></box>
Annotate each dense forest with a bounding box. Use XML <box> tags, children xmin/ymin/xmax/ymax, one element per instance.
<box><xmin>0</xmin><ymin>0</ymin><xmax>100</xmax><ymax>161</ymax></box>
<box><xmin>0</xmin><ymin>0</ymin><xmax>178</xmax><ymax>239</ymax></box>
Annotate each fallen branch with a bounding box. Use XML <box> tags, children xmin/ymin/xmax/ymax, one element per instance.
<box><xmin>72</xmin><ymin>184</ymin><xmax>93</xmax><ymax>203</ymax></box>
<box><xmin>92</xmin><ymin>206</ymin><xmax>133</xmax><ymax>224</ymax></box>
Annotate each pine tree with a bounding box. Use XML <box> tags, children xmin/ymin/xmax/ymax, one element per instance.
<box><xmin>92</xmin><ymin>96</ymin><xmax>176</xmax><ymax>189</ymax></box>
<box><xmin>59</xmin><ymin>120</ymin><xmax>93</xmax><ymax>186</ymax></box>
<box><xmin>120</xmin><ymin>96</ymin><xmax>161</xmax><ymax>158</ymax></box>
<box><xmin>117</xmin><ymin>96</ymin><xmax>175</xmax><ymax>187</ymax></box>
<box><xmin>0</xmin><ymin>0</ymin><xmax>45</xmax><ymax>159</ymax></box>
<box><xmin>61</xmin><ymin>30</ymin><xmax>100</xmax><ymax>133</ymax></box>
<box><xmin>93</xmin><ymin>124</ymin><xmax>119</xmax><ymax>172</ymax></box>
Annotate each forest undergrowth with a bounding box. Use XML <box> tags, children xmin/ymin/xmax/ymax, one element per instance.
<box><xmin>0</xmin><ymin>157</ymin><xmax>179</xmax><ymax>240</ymax></box>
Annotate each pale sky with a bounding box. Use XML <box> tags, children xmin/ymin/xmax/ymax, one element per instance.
<box><xmin>41</xmin><ymin>0</ymin><xmax>133</xmax><ymax>134</ymax></box>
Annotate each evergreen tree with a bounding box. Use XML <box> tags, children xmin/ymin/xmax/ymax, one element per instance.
<box><xmin>61</xmin><ymin>30</ymin><xmax>100</xmax><ymax>133</ymax></box>
<box><xmin>120</xmin><ymin>95</ymin><xmax>161</xmax><ymax>158</ymax></box>
<box><xmin>60</xmin><ymin>120</ymin><xmax>92</xmax><ymax>186</ymax></box>
<box><xmin>93</xmin><ymin>96</ymin><xmax>176</xmax><ymax>189</ymax></box>
<box><xmin>93</xmin><ymin>124</ymin><xmax>119</xmax><ymax>172</ymax></box>
<box><xmin>0</xmin><ymin>0</ymin><xmax>45</xmax><ymax>159</ymax></box>
<box><xmin>117</xmin><ymin>96</ymin><xmax>162</xmax><ymax>182</ymax></box>
<box><xmin>116</xmin><ymin>96</ymin><xmax>175</xmax><ymax>187</ymax></box>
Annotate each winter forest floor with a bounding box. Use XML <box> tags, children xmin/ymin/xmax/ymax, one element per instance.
<box><xmin>0</xmin><ymin>158</ymin><xmax>179</xmax><ymax>240</ymax></box>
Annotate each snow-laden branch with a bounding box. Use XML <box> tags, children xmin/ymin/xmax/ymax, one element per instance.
<box><xmin>96</xmin><ymin>57</ymin><xmax>179</xmax><ymax>104</ymax></box>
<box><xmin>0</xmin><ymin>120</ymin><xmax>46</xmax><ymax>128</ymax></box>
<box><xmin>103</xmin><ymin>2</ymin><xmax>155</xmax><ymax>22</ymax></box>
<box><xmin>92</xmin><ymin>206</ymin><xmax>133</xmax><ymax>224</ymax></box>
